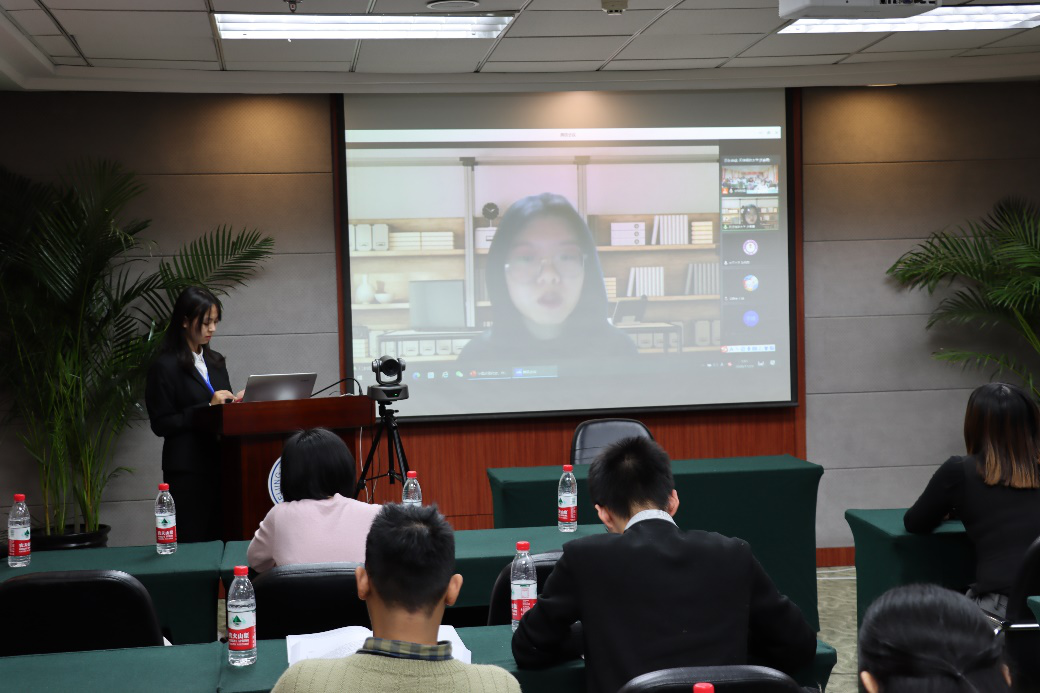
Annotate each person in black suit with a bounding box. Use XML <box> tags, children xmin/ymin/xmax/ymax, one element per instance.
<box><xmin>145</xmin><ymin>286</ymin><xmax>243</xmax><ymax>543</ymax></box>
<box><xmin>511</xmin><ymin>437</ymin><xmax>817</xmax><ymax>693</ymax></box>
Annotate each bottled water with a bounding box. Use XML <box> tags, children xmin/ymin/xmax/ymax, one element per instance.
<box><xmin>227</xmin><ymin>565</ymin><xmax>257</xmax><ymax>666</ymax></box>
<box><xmin>154</xmin><ymin>483</ymin><xmax>177</xmax><ymax>555</ymax></box>
<box><xmin>510</xmin><ymin>540</ymin><xmax>536</xmax><ymax>632</ymax></box>
<box><xmin>402</xmin><ymin>470</ymin><xmax>422</xmax><ymax>507</ymax></box>
<box><xmin>558</xmin><ymin>464</ymin><xmax>577</xmax><ymax>532</ymax></box>
<box><xmin>7</xmin><ymin>494</ymin><xmax>30</xmax><ymax>568</ymax></box>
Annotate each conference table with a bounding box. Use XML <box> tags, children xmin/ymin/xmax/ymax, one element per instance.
<box><xmin>488</xmin><ymin>455</ymin><xmax>823</xmax><ymax>629</ymax></box>
<box><xmin>845</xmin><ymin>508</ymin><xmax>974</xmax><ymax>624</ymax></box>
<box><xmin>0</xmin><ymin>541</ymin><xmax>223</xmax><ymax>644</ymax></box>
<box><xmin>0</xmin><ymin>627</ymin><xmax>839</xmax><ymax>693</ymax></box>
<box><xmin>221</xmin><ymin>525</ymin><xmax>607</xmax><ymax>609</ymax></box>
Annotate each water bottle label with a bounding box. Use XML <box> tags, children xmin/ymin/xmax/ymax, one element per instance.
<box><xmin>557</xmin><ymin>494</ymin><xmax>577</xmax><ymax>523</ymax></box>
<box><xmin>510</xmin><ymin>581</ymin><xmax>537</xmax><ymax>622</ymax></box>
<box><xmin>8</xmin><ymin>528</ymin><xmax>30</xmax><ymax>556</ymax></box>
<box><xmin>228</xmin><ymin>611</ymin><xmax>256</xmax><ymax>650</ymax></box>
<box><xmin>155</xmin><ymin>514</ymin><xmax>177</xmax><ymax>544</ymax></box>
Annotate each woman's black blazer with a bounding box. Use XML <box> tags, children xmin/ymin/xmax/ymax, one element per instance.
<box><xmin>145</xmin><ymin>350</ymin><xmax>232</xmax><ymax>474</ymax></box>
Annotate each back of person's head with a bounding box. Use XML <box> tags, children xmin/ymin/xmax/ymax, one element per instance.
<box><xmin>279</xmin><ymin>428</ymin><xmax>356</xmax><ymax>502</ymax></box>
<box><xmin>587</xmin><ymin>436</ymin><xmax>673</xmax><ymax>519</ymax></box>
<box><xmin>964</xmin><ymin>382</ymin><xmax>1040</xmax><ymax>488</ymax></box>
<box><xmin>858</xmin><ymin>584</ymin><xmax>1009</xmax><ymax>693</ymax></box>
<box><xmin>364</xmin><ymin>503</ymin><xmax>455</xmax><ymax>614</ymax></box>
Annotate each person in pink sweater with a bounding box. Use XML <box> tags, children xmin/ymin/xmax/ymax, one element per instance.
<box><xmin>248</xmin><ymin>428</ymin><xmax>380</xmax><ymax>572</ymax></box>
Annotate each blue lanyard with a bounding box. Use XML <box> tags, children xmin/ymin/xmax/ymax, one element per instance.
<box><xmin>196</xmin><ymin>356</ymin><xmax>215</xmax><ymax>395</ymax></box>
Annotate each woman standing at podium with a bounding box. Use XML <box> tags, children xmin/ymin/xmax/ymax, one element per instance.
<box><xmin>146</xmin><ymin>286</ymin><xmax>242</xmax><ymax>543</ymax></box>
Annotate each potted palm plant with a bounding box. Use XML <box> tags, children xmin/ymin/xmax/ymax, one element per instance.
<box><xmin>0</xmin><ymin>160</ymin><xmax>274</xmax><ymax>545</ymax></box>
<box><xmin>888</xmin><ymin>197</ymin><xmax>1040</xmax><ymax>397</ymax></box>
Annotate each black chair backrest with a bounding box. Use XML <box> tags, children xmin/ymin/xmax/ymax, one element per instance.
<box><xmin>571</xmin><ymin>418</ymin><xmax>653</xmax><ymax>466</ymax></box>
<box><xmin>0</xmin><ymin>569</ymin><xmax>164</xmax><ymax>656</ymax></box>
<box><xmin>487</xmin><ymin>551</ymin><xmax>562</xmax><ymax>626</ymax></box>
<box><xmin>618</xmin><ymin>665</ymin><xmax>803</xmax><ymax>693</ymax></box>
<box><xmin>253</xmin><ymin>562</ymin><xmax>368</xmax><ymax>639</ymax></box>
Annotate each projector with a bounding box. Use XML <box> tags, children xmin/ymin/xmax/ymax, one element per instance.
<box><xmin>779</xmin><ymin>0</ymin><xmax>940</xmax><ymax>20</ymax></box>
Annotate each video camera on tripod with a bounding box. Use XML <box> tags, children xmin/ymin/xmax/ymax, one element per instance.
<box><xmin>355</xmin><ymin>356</ymin><xmax>410</xmax><ymax>498</ymax></box>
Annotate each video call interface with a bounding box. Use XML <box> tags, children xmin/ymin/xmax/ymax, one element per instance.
<box><xmin>343</xmin><ymin>91</ymin><xmax>793</xmax><ymax>418</ymax></box>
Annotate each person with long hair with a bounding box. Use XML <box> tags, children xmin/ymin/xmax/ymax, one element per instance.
<box><xmin>904</xmin><ymin>382</ymin><xmax>1040</xmax><ymax>618</ymax></box>
<box><xmin>858</xmin><ymin>584</ymin><xmax>1010</xmax><ymax>693</ymax></box>
<box><xmin>459</xmin><ymin>193</ymin><xmax>637</xmax><ymax>365</ymax></box>
<box><xmin>247</xmin><ymin>428</ymin><xmax>380</xmax><ymax>572</ymax></box>
<box><xmin>145</xmin><ymin>286</ymin><xmax>242</xmax><ymax>543</ymax></box>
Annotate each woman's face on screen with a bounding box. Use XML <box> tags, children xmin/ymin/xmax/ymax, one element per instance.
<box><xmin>504</xmin><ymin>216</ymin><xmax>585</xmax><ymax>339</ymax></box>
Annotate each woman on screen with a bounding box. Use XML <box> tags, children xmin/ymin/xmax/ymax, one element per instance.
<box><xmin>145</xmin><ymin>286</ymin><xmax>243</xmax><ymax>543</ymax></box>
<box><xmin>904</xmin><ymin>382</ymin><xmax>1040</xmax><ymax>619</ymax></box>
<box><xmin>248</xmin><ymin>428</ymin><xmax>379</xmax><ymax>572</ymax></box>
<box><xmin>459</xmin><ymin>193</ymin><xmax>637</xmax><ymax>365</ymax></box>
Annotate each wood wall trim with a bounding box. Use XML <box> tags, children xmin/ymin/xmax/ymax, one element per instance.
<box><xmin>330</xmin><ymin>95</ymin><xmax>350</xmax><ymax>389</ymax></box>
<box><xmin>816</xmin><ymin>547</ymin><xmax>855</xmax><ymax>567</ymax></box>
<box><xmin>790</xmin><ymin>87</ymin><xmax>808</xmax><ymax>459</ymax></box>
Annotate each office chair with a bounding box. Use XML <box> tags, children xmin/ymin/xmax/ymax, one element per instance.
<box><xmin>571</xmin><ymin>418</ymin><xmax>654</xmax><ymax>466</ymax></box>
<box><xmin>252</xmin><ymin>562</ymin><xmax>369</xmax><ymax>639</ymax></box>
<box><xmin>617</xmin><ymin>665</ymin><xmax>804</xmax><ymax>693</ymax></box>
<box><xmin>487</xmin><ymin>551</ymin><xmax>563</xmax><ymax>626</ymax></box>
<box><xmin>0</xmin><ymin>569</ymin><xmax>164</xmax><ymax>656</ymax></box>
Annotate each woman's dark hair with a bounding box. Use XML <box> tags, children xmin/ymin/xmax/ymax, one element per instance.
<box><xmin>858</xmin><ymin>584</ymin><xmax>1008</xmax><ymax>693</ymax></box>
<box><xmin>279</xmin><ymin>428</ymin><xmax>356</xmax><ymax>502</ymax></box>
<box><xmin>484</xmin><ymin>193</ymin><xmax>609</xmax><ymax>342</ymax></box>
<box><xmin>364</xmin><ymin>503</ymin><xmax>455</xmax><ymax>614</ymax></box>
<box><xmin>160</xmin><ymin>286</ymin><xmax>225</xmax><ymax>372</ymax></box>
<box><xmin>964</xmin><ymin>382</ymin><xmax>1040</xmax><ymax>488</ymax></box>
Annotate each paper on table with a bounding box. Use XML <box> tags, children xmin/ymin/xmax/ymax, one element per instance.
<box><xmin>286</xmin><ymin>625</ymin><xmax>472</xmax><ymax>666</ymax></box>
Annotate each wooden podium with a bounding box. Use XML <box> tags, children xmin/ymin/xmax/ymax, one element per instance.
<box><xmin>194</xmin><ymin>396</ymin><xmax>375</xmax><ymax>540</ymax></box>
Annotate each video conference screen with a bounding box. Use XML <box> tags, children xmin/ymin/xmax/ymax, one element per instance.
<box><xmin>342</xmin><ymin>91</ymin><xmax>793</xmax><ymax>419</ymax></box>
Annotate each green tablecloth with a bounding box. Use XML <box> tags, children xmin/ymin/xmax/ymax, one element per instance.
<box><xmin>1029</xmin><ymin>596</ymin><xmax>1040</xmax><ymax>623</ymax></box>
<box><xmin>0</xmin><ymin>643</ymin><xmax>222</xmax><ymax>693</ymax></box>
<box><xmin>222</xmin><ymin>525</ymin><xmax>606</xmax><ymax>609</ymax></box>
<box><xmin>0</xmin><ymin>541</ymin><xmax>223</xmax><ymax>644</ymax></box>
<box><xmin>217</xmin><ymin>627</ymin><xmax>837</xmax><ymax>693</ymax></box>
<box><xmin>845</xmin><ymin>508</ymin><xmax>975</xmax><ymax>624</ymax></box>
<box><xmin>488</xmin><ymin>456</ymin><xmax>823</xmax><ymax>629</ymax></box>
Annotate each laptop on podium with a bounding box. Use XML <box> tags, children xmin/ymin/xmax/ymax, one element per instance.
<box><xmin>239</xmin><ymin>373</ymin><xmax>317</xmax><ymax>403</ymax></box>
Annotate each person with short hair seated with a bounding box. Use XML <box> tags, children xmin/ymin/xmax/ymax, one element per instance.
<box><xmin>858</xmin><ymin>584</ymin><xmax>1010</xmax><ymax>693</ymax></box>
<box><xmin>247</xmin><ymin>427</ymin><xmax>380</xmax><ymax>572</ymax></box>
<box><xmin>511</xmin><ymin>436</ymin><xmax>816</xmax><ymax>693</ymax></box>
<box><xmin>904</xmin><ymin>382</ymin><xmax>1040</xmax><ymax>619</ymax></box>
<box><xmin>271</xmin><ymin>503</ymin><xmax>521</xmax><ymax>693</ymax></box>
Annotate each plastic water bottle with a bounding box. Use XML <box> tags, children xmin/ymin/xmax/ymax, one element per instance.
<box><xmin>402</xmin><ymin>470</ymin><xmax>422</xmax><ymax>507</ymax></box>
<box><xmin>510</xmin><ymin>540</ymin><xmax>536</xmax><ymax>632</ymax></box>
<box><xmin>7</xmin><ymin>494</ymin><xmax>30</xmax><ymax>568</ymax></box>
<box><xmin>227</xmin><ymin>565</ymin><xmax>257</xmax><ymax>666</ymax></box>
<box><xmin>558</xmin><ymin>464</ymin><xmax>577</xmax><ymax>532</ymax></box>
<box><xmin>154</xmin><ymin>483</ymin><xmax>177</xmax><ymax>555</ymax></box>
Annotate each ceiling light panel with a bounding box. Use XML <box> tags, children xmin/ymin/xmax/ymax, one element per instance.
<box><xmin>781</xmin><ymin>5</ymin><xmax>1040</xmax><ymax>33</ymax></box>
<box><xmin>215</xmin><ymin>13</ymin><xmax>513</xmax><ymax>39</ymax></box>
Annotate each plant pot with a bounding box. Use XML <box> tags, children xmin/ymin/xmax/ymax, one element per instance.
<box><xmin>30</xmin><ymin>524</ymin><xmax>111</xmax><ymax>552</ymax></box>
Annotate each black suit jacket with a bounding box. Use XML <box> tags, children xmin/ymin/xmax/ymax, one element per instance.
<box><xmin>511</xmin><ymin>518</ymin><xmax>817</xmax><ymax>693</ymax></box>
<box><xmin>145</xmin><ymin>350</ymin><xmax>232</xmax><ymax>474</ymax></box>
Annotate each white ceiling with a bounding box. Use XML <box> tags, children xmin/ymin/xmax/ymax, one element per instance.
<box><xmin>1</xmin><ymin>0</ymin><xmax>1039</xmax><ymax>92</ymax></box>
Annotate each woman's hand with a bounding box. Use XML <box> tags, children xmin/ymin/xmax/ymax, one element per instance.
<box><xmin>234</xmin><ymin>389</ymin><xmax>245</xmax><ymax>403</ymax></box>
<box><xmin>211</xmin><ymin>390</ymin><xmax>235</xmax><ymax>405</ymax></box>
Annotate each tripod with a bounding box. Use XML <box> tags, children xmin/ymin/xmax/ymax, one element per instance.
<box><xmin>355</xmin><ymin>401</ymin><xmax>410</xmax><ymax>498</ymax></box>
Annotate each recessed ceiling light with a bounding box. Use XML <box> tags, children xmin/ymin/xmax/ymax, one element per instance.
<box><xmin>780</xmin><ymin>4</ymin><xmax>1040</xmax><ymax>33</ymax></box>
<box><xmin>215</xmin><ymin>13</ymin><xmax>512</xmax><ymax>40</ymax></box>
<box><xmin>427</xmin><ymin>1</ymin><xmax>480</xmax><ymax>9</ymax></box>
